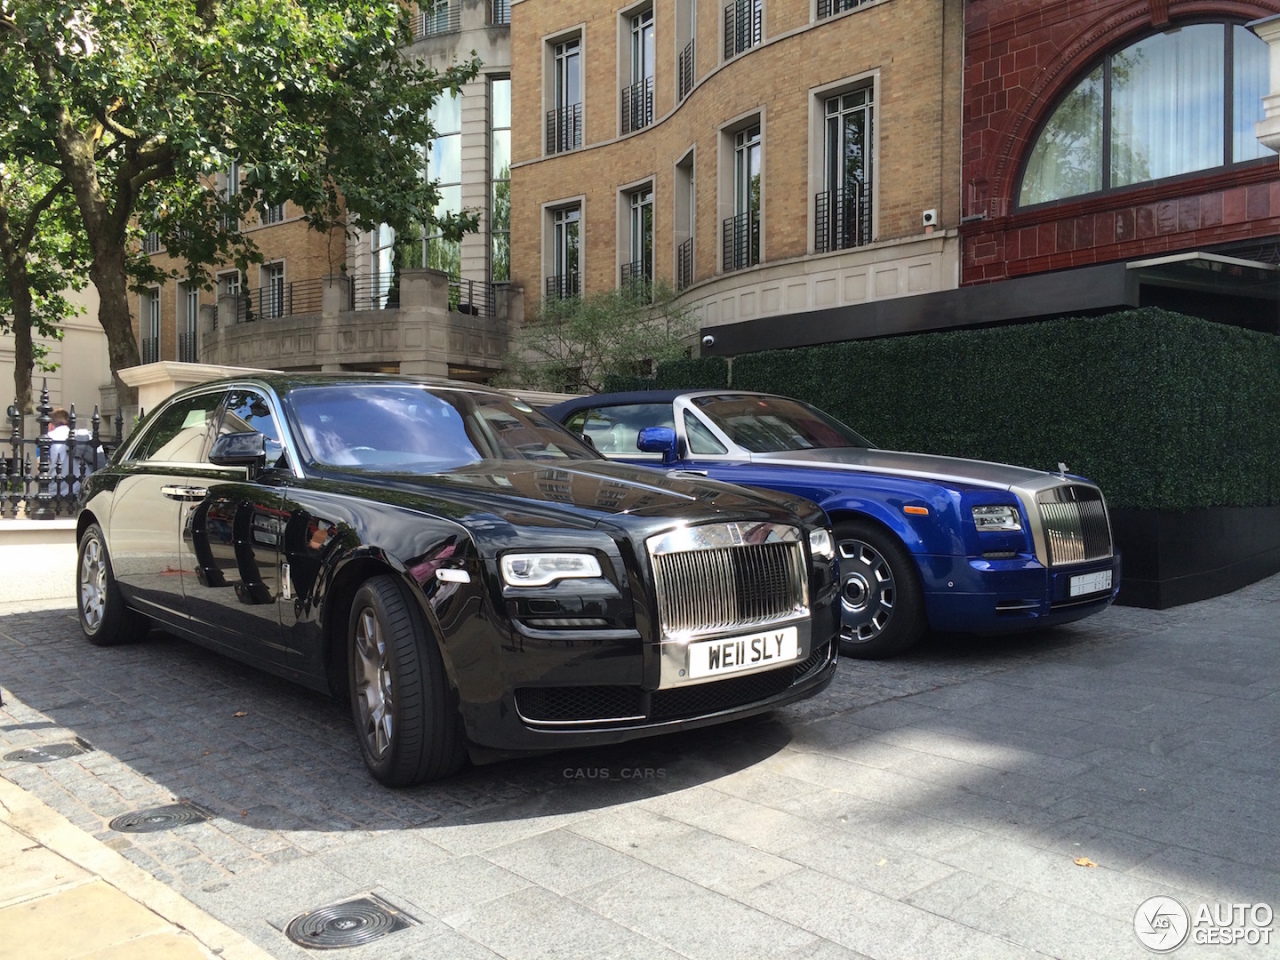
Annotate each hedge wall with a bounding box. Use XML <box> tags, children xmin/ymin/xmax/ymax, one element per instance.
<box><xmin>651</xmin><ymin>309</ymin><xmax>1280</xmax><ymax>511</ymax></box>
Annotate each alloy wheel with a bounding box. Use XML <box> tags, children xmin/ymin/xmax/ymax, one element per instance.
<box><xmin>353</xmin><ymin>606</ymin><xmax>394</xmax><ymax>758</ymax></box>
<box><xmin>79</xmin><ymin>535</ymin><xmax>107</xmax><ymax>632</ymax></box>
<box><xmin>838</xmin><ymin>538</ymin><xmax>895</xmax><ymax>643</ymax></box>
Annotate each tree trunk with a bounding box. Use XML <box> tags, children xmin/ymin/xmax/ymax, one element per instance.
<box><xmin>11</xmin><ymin>294</ymin><xmax>34</xmax><ymax>417</ymax></box>
<box><xmin>88</xmin><ymin>244</ymin><xmax>141</xmax><ymax>411</ymax></box>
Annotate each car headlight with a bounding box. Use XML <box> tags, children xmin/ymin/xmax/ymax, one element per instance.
<box><xmin>808</xmin><ymin>528</ymin><xmax>835</xmax><ymax>561</ymax></box>
<box><xmin>500</xmin><ymin>552</ymin><xmax>603</xmax><ymax>587</ymax></box>
<box><xmin>972</xmin><ymin>504</ymin><xmax>1022</xmax><ymax>532</ymax></box>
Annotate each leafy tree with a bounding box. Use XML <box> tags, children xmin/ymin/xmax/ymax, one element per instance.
<box><xmin>0</xmin><ymin>0</ymin><xmax>479</xmax><ymax>405</ymax></box>
<box><xmin>498</xmin><ymin>282</ymin><xmax>697</xmax><ymax>394</ymax></box>
<box><xmin>0</xmin><ymin>158</ymin><xmax>88</xmax><ymax>415</ymax></box>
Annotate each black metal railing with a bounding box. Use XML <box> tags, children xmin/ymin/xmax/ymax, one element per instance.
<box><xmin>234</xmin><ymin>278</ymin><xmax>326</xmax><ymax>322</ymax></box>
<box><xmin>620</xmin><ymin>260</ymin><xmax>652</xmax><ymax>300</ymax></box>
<box><xmin>622</xmin><ymin>76</ymin><xmax>654</xmax><ymax>134</ymax></box>
<box><xmin>678</xmin><ymin>40</ymin><xmax>695</xmax><ymax>101</ymax></box>
<box><xmin>677</xmin><ymin>236</ymin><xmax>694</xmax><ymax>290</ymax></box>
<box><xmin>815</xmin><ymin>182</ymin><xmax>873</xmax><ymax>253</ymax></box>
<box><xmin>722</xmin><ymin>211</ymin><xmax>759</xmax><ymax>271</ymax></box>
<box><xmin>723</xmin><ymin>0</ymin><xmax>761</xmax><ymax>59</ymax></box>
<box><xmin>350</xmin><ymin>275</ymin><xmax>399</xmax><ymax>312</ymax></box>
<box><xmin>178</xmin><ymin>331</ymin><xmax>198</xmax><ymax>363</ymax></box>
<box><xmin>546</xmin><ymin>102</ymin><xmax>582</xmax><ymax>154</ymax></box>
<box><xmin>545</xmin><ymin>273</ymin><xmax>580</xmax><ymax>300</ymax></box>
<box><xmin>817</xmin><ymin>0</ymin><xmax>871</xmax><ymax>18</ymax></box>
<box><xmin>140</xmin><ymin>336</ymin><xmax>159</xmax><ymax>364</ymax></box>
<box><xmin>449</xmin><ymin>277</ymin><xmax>495</xmax><ymax>317</ymax></box>
<box><xmin>2</xmin><ymin>380</ymin><xmax>125</xmax><ymax>520</ymax></box>
<box><xmin>414</xmin><ymin>2</ymin><xmax>461</xmax><ymax>38</ymax></box>
<box><xmin>489</xmin><ymin>0</ymin><xmax>510</xmax><ymax>25</ymax></box>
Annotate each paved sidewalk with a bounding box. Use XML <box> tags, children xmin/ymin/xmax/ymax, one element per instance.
<box><xmin>0</xmin><ymin>534</ymin><xmax>1277</xmax><ymax>958</ymax></box>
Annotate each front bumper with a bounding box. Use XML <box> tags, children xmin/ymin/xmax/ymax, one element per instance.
<box><xmin>919</xmin><ymin>552</ymin><xmax>1122</xmax><ymax>634</ymax></box>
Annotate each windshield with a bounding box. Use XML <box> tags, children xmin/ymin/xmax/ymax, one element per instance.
<box><xmin>286</xmin><ymin>384</ymin><xmax>600</xmax><ymax>472</ymax></box>
<box><xmin>692</xmin><ymin>395</ymin><xmax>871</xmax><ymax>453</ymax></box>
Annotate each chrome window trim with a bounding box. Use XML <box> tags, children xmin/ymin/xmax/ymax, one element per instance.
<box><xmin>672</xmin><ymin>394</ymin><xmax>752</xmax><ymax>460</ymax></box>
<box><xmin>119</xmin><ymin>385</ymin><xmax>231</xmax><ymax>465</ymax></box>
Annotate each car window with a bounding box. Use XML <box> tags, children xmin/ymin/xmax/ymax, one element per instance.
<box><xmin>220</xmin><ymin>389</ymin><xmax>288</xmax><ymax>470</ymax></box>
<box><xmin>692</xmin><ymin>395</ymin><xmax>872</xmax><ymax>452</ymax></box>
<box><xmin>684</xmin><ymin>410</ymin><xmax>728</xmax><ymax>455</ymax></box>
<box><xmin>131</xmin><ymin>393</ymin><xmax>222</xmax><ymax>463</ymax></box>
<box><xmin>285</xmin><ymin>385</ymin><xmax>598</xmax><ymax>472</ymax></box>
<box><xmin>573</xmin><ymin>404</ymin><xmax>674</xmax><ymax>455</ymax></box>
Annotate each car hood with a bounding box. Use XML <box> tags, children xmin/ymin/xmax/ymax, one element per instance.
<box><xmin>751</xmin><ymin>447</ymin><xmax>1063</xmax><ymax>491</ymax></box>
<box><xmin>313</xmin><ymin>457</ymin><xmax>817</xmax><ymax>530</ymax></box>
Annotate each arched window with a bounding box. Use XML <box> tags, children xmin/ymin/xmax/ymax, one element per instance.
<box><xmin>1019</xmin><ymin>23</ymin><xmax>1274</xmax><ymax>207</ymax></box>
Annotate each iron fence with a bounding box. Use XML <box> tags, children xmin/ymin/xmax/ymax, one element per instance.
<box><xmin>620</xmin><ymin>260</ymin><xmax>652</xmax><ymax>301</ymax></box>
<box><xmin>815</xmin><ymin>182</ymin><xmax>873</xmax><ymax>253</ymax></box>
<box><xmin>546</xmin><ymin>103</ymin><xmax>582</xmax><ymax>154</ymax></box>
<box><xmin>235</xmin><ymin>278</ymin><xmax>327</xmax><ymax>321</ymax></box>
<box><xmin>1</xmin><ymin>381</ymin><xmax>125</xmax><ymax>520</ymax></box>
<box><xmin>449</xmin><ymin>278</ymin><xmax>496</xmax><ymax>317</ymax></box>
<box><xmin>622</xmin><ymin>76</ymin><xmax>654</xmax><ymax>134</ymax></box>
<box><xmin>677</xmin><ymin>236</ymin><xmax>694</xmax><ymax>290</ymax></box>
<box><xmin>545</xmin><ymin>273</ymin><xmax>580</xmax><ymax>301</ymax></box>
<box><xmin>141</xmin><ymin>336</ymin><xmax>159</xmax><ymax>364</ymax></box>
<box><xmin>722</xmin><ymin>211</ymin><xmax>759</xmax><ymax>272</ymax></box>
<box><xmin>678</xmin><ymin>40</ymin><xmax>695</xmax><ymax>101</ymax></box>
<box><xmin>178</xmin><ymin>331</ymin><xmax>199</xmax><ymax>363</ymax></box>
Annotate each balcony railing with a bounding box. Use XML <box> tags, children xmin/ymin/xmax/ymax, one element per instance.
<box><xmin>723</xmin><ymin>0</ymin><xmax>761</xmax><ymax>59</ymax></box>
<box><xmin>545</xmin><ymin>273</ymin><xmax>580</xmax><ymax>301</ymax></box>
<box><xmin>235</xmin><ymin>278</ymin><xmax>326</xmax><ymax>322</ymax></box>
<box><xmin>414</xmin><ymin>2</ymin><xmax>461</xmax><ymax>38</ymax></box>
<box><xmin>178</xmin><ymin>331</ymin><xmax>198</xmax><ymax>363</ymax></box>
<box><xmin>677</xmin><ymin>237</ymin><xmax>694</xmax><ymax>290</ymax></box>
<box><xmin>620</xmin><ymin>260</ymin><xmax>652</xmax><ymax>300</ymax></box>
<box><xmin>678</xmin><ymin>40</ymin><xmax>695</xmax><ymax>101</ymax></box>
<box><xmin>489</xmin><ymin>0</ymin><xmax>510</xmax><ymax>25</ymax></box>
<box><xmin>449</xmin><ymin>277</ymin><xmax>495</xmax><ymax>317</ymax></box>
<box><xmin>622</xmin><ymin>76</ymin><xmax>654</xmax><ymax>134</ymax></box>
<box><xmin>814</xmin><ymin>182</ymin><xmax>873</xmax><ymax>253</ymax></box>
<box><xmin>546</xmin><ymin>102</ymin><xmax>582</xmax><ymax>154</ymax></box>
<box><xmin>817</xmin><ymin>0</ymin><xmax>872</xmax><ymax>18</ymax></box>
<box><xmin>722</xmin><ymin>211</ymin><xmax>759</xmax><ymax>272</ymax></box>
<box><xmin>140</xmin><ymin>336</ymin><xmax>159</xmax><ymax>364</ymax></box>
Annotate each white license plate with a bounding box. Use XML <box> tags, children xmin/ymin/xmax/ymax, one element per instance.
<box><xmin>688</xmin><ymin>626</ymin><xmax>799</xmax><ymax>680</ymax></box>
<box><xmin>1069</xmin><ymin>570</ymin><xmax>1112</xmax><ymax>597</ymax></box>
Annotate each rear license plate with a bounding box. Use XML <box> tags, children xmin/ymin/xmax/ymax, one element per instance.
<box><xmin>688</xmin><ymin>626</ymin><xmax>799</xmax><ymax>680</ymax></box>
<box><xmin>1069</xmin><ymin>570</ymin><xmax>1112</xmax><ymax>597</ymax></box>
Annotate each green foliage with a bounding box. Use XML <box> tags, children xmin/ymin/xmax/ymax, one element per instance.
<box><xmin>499</xmin><ymin>281</ymin><xmax>697</xmax><ymax>394</ymax></box>
<box><xmin>653</xmin><ymin>309</ymin><xmax>1280</xmax><ymax>511</ymax></box>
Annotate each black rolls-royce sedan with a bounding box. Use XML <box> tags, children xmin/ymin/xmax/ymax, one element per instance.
<box><xmin>76</xmin><ymin>375</ymin><xmax>839</xmax><ymax>785</ymax></box>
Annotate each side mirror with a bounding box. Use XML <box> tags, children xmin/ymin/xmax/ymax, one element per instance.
<box><xmin>209</xmin><ymin>431</ymin><xmax>267</xmax><ymax>472</ymax></box>
<box><xmin>637</xmin><ymin>426</ymin><xmax>678</xmax><ymax>464</ymax></box>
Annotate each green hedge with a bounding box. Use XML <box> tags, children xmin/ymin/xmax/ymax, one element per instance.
<box><xmin>648</xmin><ymin>309</ymin><xmax>1280</xmax><ymax>511</ymax></box>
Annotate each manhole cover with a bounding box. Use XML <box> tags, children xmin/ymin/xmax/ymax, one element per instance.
<box><xmin>4</xmin><ymin>739</ymin><xmax>92</xmax><ymax>763</ymax></box>
<box><xmin>284</xmin><ymin>895</ymin><xmax>416</xmax><ymax>950</ymax></box>
<box><xmin>109</xmin><ymin>802</ymin><xmax>212</xmax><ymax>833</ymax></box>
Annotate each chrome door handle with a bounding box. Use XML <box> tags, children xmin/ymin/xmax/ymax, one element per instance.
<box><xmin>160</xmin><ymin>485</ymin><xmax>209</xmax><ymax>501</ymax></box>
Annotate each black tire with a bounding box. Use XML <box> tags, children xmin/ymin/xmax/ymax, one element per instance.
<box><xmin>77</xmin><ymin>522</ymin><xmax>147</xmax><ymax>647</ymax></box>
<box><xmin>834</xmin><ymin>518</ymin><xmax>927</xmax><ymax>659</ymax></box>
<box><xmin>347</xmin><ymin>575</ymin><xmax>466</xmax><ymax>786</ymax></box>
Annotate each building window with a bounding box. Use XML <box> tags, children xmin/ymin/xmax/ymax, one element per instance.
<box><xmin>425</xmin><ymin>91</ymin><xmax>463</xmax><ymax>278</ymax></box>
<box><xmin>623</xmin><ymin>185</ymin><xmax>654</xmax><ymax>295</ymax></box>
<box><xmin>263</xmin><ymin>201</ymin><xmax>285</xmax><ymax>225</ymax></box>
<box><xmin>416</xmin><ymin>0</ymin><xmax>460</xmax><ymax>39</ymax></box>
<box><xmin>622</xmin><ymin>8</ymin><xmax>655</xmax><ymax>133</ymax></box>
<box><xmin>816</xmin><ymin>85</ymin><xmax>874</xmax><ymax>252</ymax></box>
<box><xmin>179</xmin><ymin>283</ymin><xmax>199</xmax><ymax>362</ymax></box>
<box><xmin>817</xmin><ymin>0</ymin><xmax>871</xmax><ymax>19</ymax></box>
<box><xmin>724</xmin><ymin>123</ymin><xmax>761</xmax><ymax>271</ymax></box>
<box><xmin>1020</xmin><ymin>23</ymin><xmax>1274</xmax><ymax>207</ymax></box>
<box><xmin>142</xmin><ymin>231</ymin><xmax>161</xmax><ymax>254</ymax></box>
<box><xmin>260</xmin><ymin>262</ymin><xmax>286</xmax><ymax>319</ymax></box>
<box><xmin>141</xmin><ymin>288</ymin><xmax>160</xmax><ymax>364</ymax></box>
<box><xmin>492</xmin><ymin>78</ymin><xmax>511</xmax><ymax>283</ymax></box>
<box><xmin>489</xmin><ymin>0</ymin><xmax>510</xmax><ymax>25</ymax></box>
<box><xmin>548</xmin><ymin>37</ymin><xmax>582</xmax><ymax>154</ymax></box>
<box><xmin>547</xmin><ymin>205</ymin><xmax>580</xmax><ymax>300</ymax></box>
<box><xmin>675</xmin><ymin>152</ymin><xmax>695</xmax><ymax>289</ymax></box>
<box><xmin>723</xmin><ymin>0</ymin><xmax>761</xmax><ymax>59</ymax></box>
<box><xmin>220</xmin><ymin>161</ymin><xmax>240</xmax><ymax>232</ymax></box>
<box><xmin>217</xmin><ymin>270</ymin><xmax>241</xmax><ymax>299</ymax></box>
<box><xmin>677</xmin><ymin>0</ymin><xmax>696</xmax><ymax>102</ymax></box>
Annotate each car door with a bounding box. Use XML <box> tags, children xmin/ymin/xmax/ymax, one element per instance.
<box><xmin>106</xmin><ymin>390</ymin><xmax>224</xmax><ymax>626</ymax></box>
<box><xmin>181</xmin><ymin>387</ymin><xmax>290</xmax><ymax>665</ymax></box>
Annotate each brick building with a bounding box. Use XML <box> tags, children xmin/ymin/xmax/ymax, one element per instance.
<box><xmin>132</xmin><ymin>0</ymin><xmax>516</xmax><ymax>381</ymax></box>
<box><xmin>508</xmin><ymin>0</ymin><xmax>965</xmax><ymax>356</ymax></box>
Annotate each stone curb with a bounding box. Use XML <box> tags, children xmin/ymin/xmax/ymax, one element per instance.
<box><xmin>0</xmin><ymin>777</ymin><xmax>277</xmax><ymax>960</ymax></box>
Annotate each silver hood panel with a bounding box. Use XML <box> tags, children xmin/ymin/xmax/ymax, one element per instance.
<box><xmin>752</xmin><ymin>447</ymin><xmax>1058</xmax><ymax>491</ymax></box>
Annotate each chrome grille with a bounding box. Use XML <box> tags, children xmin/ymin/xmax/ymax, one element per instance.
<box><xmin>648</xmin><ymin>522</ymin><xmax>808</xmax><ymax>638</ymax></box>
<box><xmin>1038</xmin><ymin>485</ymin><xmax>1112</xmax><ymax>565</ymax></box>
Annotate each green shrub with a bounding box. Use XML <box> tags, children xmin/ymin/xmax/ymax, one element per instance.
<box><xmin>652</xmin><ymin>308</ymin><xmax>1280</xmax><ymax>510</ymax></box>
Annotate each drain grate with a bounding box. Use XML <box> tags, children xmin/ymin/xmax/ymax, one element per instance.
<box><xmin>285</xmin><ymin>894</ymin><xmax>417</xmax><ymax>950</ymax></box>
<box><xmin>4</xmin><ymin>739</ymin><xmax>92</xmax><ymax>763</ymax></box>
<box><xmin>109</xmin><ymin>802</ymin><xmax>212</xmax><ymax>833</ymax></box>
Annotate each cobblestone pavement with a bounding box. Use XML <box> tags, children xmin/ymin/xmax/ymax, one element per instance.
<box><xmin>1</xmin><ymin>577</ymin><xmax>1277</xmax><ymax>959</ymax></box>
